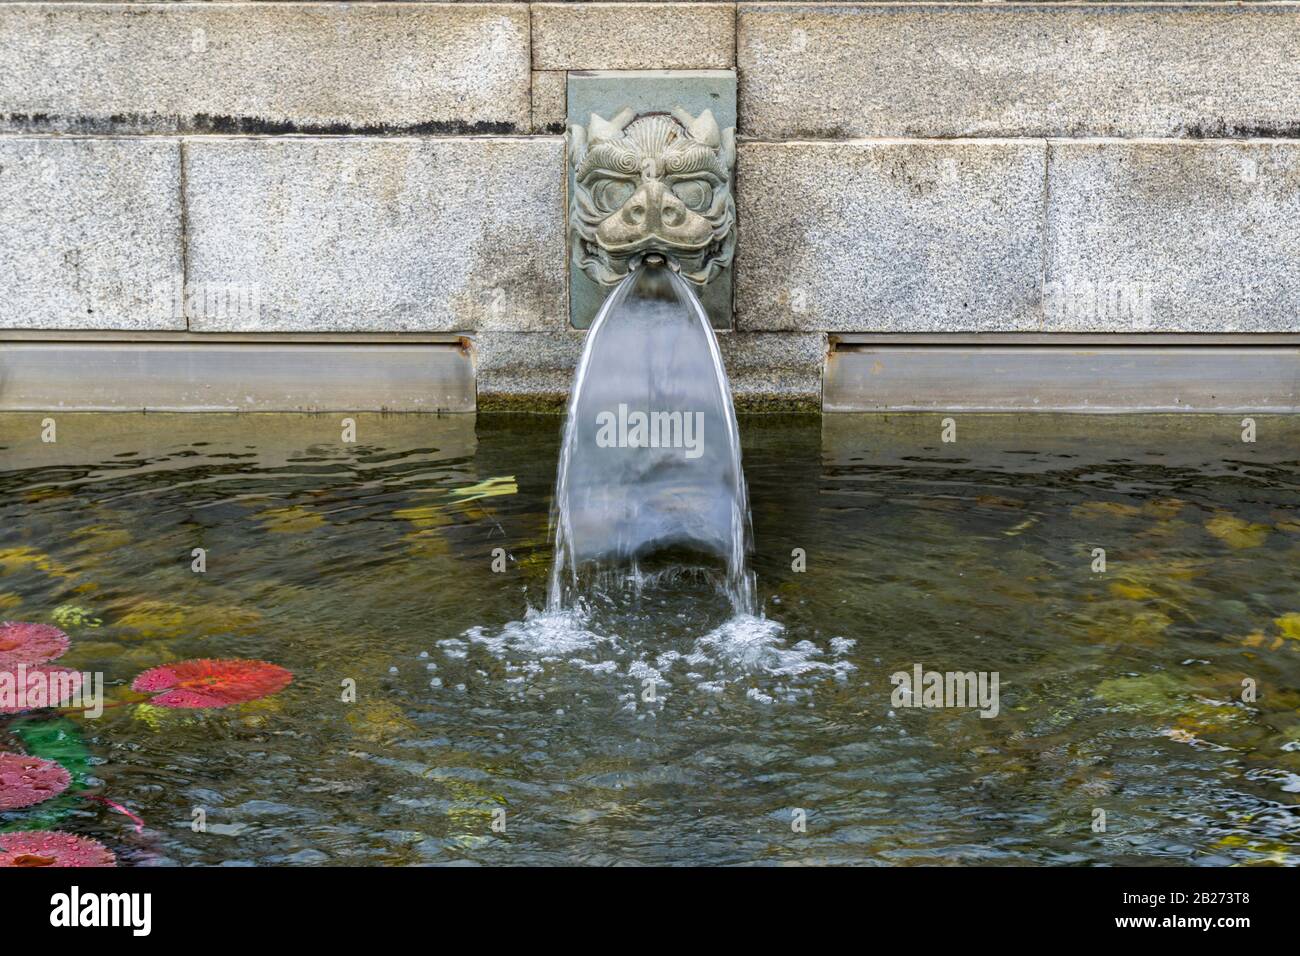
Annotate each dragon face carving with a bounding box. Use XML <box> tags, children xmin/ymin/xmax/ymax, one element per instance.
<box><xmin>568</xmin><ymin>107</ymin><xmax>736</xmax><ymax>287</ymax></box>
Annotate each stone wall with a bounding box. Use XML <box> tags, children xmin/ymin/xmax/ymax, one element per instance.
<box><xmin>2</xmin><ymin>2</ymin><xmax>1298</xmax><ymax>409</ymax></box>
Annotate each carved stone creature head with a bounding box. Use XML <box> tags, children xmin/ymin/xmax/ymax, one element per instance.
<box><xmin>568</xmin><ymin>107</ymin><xmax>736</xmax><ymax>286</ymax></box>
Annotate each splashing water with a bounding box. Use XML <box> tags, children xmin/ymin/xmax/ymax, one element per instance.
<box><xmin>547</xmin><ymin>265</ymin><xmax>756</xmax><ymax>615</ymax></box>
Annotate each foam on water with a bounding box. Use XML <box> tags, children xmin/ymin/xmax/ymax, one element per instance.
<box><xmin>463</xmin><ymin>605</ymin><xmax>608</xmax><ymax>660</ymax></box>
<box><xmin>457</xmin><ymin>604</ymin><xmax>856</xmax><ymax>708</ymax></box>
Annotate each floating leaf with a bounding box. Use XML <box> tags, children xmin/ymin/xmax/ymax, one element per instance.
<box><xmin>0</xmin><ymin>753</ymin><xmax>71</xmax><ymax>810</ymax></box>
<box><xmin>0</xmin><ymin>622</ymin><xmax>69</xmax><ymax>667</ymax></box>
<box><xmin>1205</xmin><ymin>514</ymin><xmax>1270</xmax><ymax>549</ymax></box>
<box><xmin>131</xmin><ymin>658</ymin><xmax>292</xmax><ymax>708</ymax></box>
<box><xmin>3</xmin><ymin>717</ymin><xmax>92</xmax><ymax>831</ymax></box>
<box><xmin>0</xmin><ymin>666</ymin><xmax>84</xmax><ymax>714</ymax></box>
<box><xmin>450</xmin><ymin>476</ymin><xmax>517</xmax><ymax>503</ymax></box>
<box><xmin>0</xmin><ymin>831</ymin><xmax>115</xmax><ymax>867</ymax></box>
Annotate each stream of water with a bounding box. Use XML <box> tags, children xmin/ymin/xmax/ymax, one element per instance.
<box><xmin>548</xmin><ymin>265</ymin><xmax>755</xmax><ymax>615</ymax></box>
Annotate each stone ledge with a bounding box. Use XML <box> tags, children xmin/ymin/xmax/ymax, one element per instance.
<box><xmin>472</xmin><ymin>331</ymin><xmax>826</xmax><ymax>410</ymax></box>
<box><xmin>738</xmin><ymin>4</ymin><xmax>1300</xmax><ymax>139</ymax></box>
<box><xmin>0</xmin><ymin>4</ymin><xmax>531</xmax><ymax>134</ymax></box>
<box><xmin>184</xmin><ymin>136</ymin><xmax>567</xmax><ymax>332</ymax></box>
<box><xmin>0</xmin><ymin>341</ymin><xmax>475</xmax><ymax>412</ymax></box>
<box><xmin>825</xmin><ymin>345</ymin><xmax>1300</xmax><ymax>412</ymax></box>
<box><xmin>0</xmin><ymin>137</ymin><xmax>182</xmax><ymax>331</ymax></box>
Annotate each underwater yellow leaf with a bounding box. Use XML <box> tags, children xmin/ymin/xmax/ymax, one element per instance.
<box><xmin>257</xmin><ymin>505</ymin><xmax>326</xmax><ymax>534</ymax></box>
<box><xmin>23</xmin><ymin>487</ymin><xmax>72</xmax><ymax>503</ymax></box>
<box><xmin>52</xmin><ymin>604</ymin><xmax>103</xmax><ymax>629</ymax></box>
<box><xmin>0</xmin><ymin>546</ymin><xmax>76</xmax><ymax>579</ymax></box>
<box><xmin>131</xmin><ymin>702</ymin><xmax>178</xmax><ymax>731</ymax></box>
<box><xmin>1109</xmin><ymin>582</ymin><xmax>1159</xmax><ymax>601</ymax></box>
<box><xmin>1143</xmin><ymin>498</ymin><xmax>1186</xmax><ymax>519</ymax></box>
<box><xmin>1072</xmin><ymin>501</ymin><xmax>1142</xmax><ymax>520</ymax></box>
<box><xmin>1002</xmin><ymin>516</ymin><xmax>1039</xmax><ymax>537</ymax></box>
<box><xmin>403</xmin><ymin>531</ymin><xmax>451</xmax><ymax>559</ymax></box>
<box><xmin>1205</xmin><ymin>514</ymin><xmax>1270</xmax><ymax>549</ymax></box>
<box><xmin>1275</xmin><ymin>613</ymin><xmax>1300</xmax><ymax>641</ymax></box>
<box><xmin>115</xmin><ymin>599</ymin><xmax>262</xmax><ymax>639</ymax></box>
<box><xmin>392</xmin><ymin>503</ymin><xmax>453</xmax><ymax>530</ymax></box>
<box><xmin>1084</xmin><ymin>608</ymin><xmax>1172</xmax><ymax>647</ymax></box>
<box><xmin>346</xmin><ymin>700</ymin><xmax>420</xmax><ymax>744</ymax></box>
<box><xmin>976</xmin><ymin>494</ymin><xmax>1024</xmax><ymax>511</ymax></box>
<box><xmin>1095</xmin><ymin>673</ymin><xmax>1185</xmax><ymax>713</ymax></box>
<box><xmin>70</xmin><ymin>525</ymin><xmax>132</xmax><ymax>553</ymax></box>
<box><xmin>115</xmin><ymin>600</ymin><xmax>187</xmax><ymax>637</ymax></box>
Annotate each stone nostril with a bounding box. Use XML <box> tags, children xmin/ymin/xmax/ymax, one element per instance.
<box><xmin>624</xmin><ymin>202</ymin><xmax>646</xmax><ymax>225</ymax></box>
<box><xmin>660</xmin><ymin>193</ymin><xmax>686</xmax><ymax>227</ymax></box>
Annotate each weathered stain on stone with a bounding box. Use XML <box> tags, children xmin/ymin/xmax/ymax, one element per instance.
<box><xmin>738</xmin><ymin>5</ymin><xmax>1300</xmax><ymax>139</ymax></box>
<box><xmin>0</xmin><ymin>5</ymin><xmax>532</xmax><ymax>134</ymax></box>
<box><xmin>531</xmin><ymin>71</ymin><xmax>568</xmax><ymax>134</ymax></box>
<box><xmin>1179</xmin><ymin>119</ymin><xmax>1300</xmax><ymax>140</ymax></box>
<box><xmin>4</xmin><ymin>111</ymin><xmax>522</xmax><ymax>136</ymax></box>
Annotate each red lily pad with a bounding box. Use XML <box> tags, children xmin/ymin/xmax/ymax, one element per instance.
<box><xmin>131</xmin><ymin>658</ymin><xmax>292</xmax><ymax>709</ymax></box>
<box><xmin>0</xmin><ymin>752</ymin><xmax>71</xmax><ymax>810</ymax></box>
<box><xmin>0</xmin><ymin>831</ymin><xmax>115</xmax><ymax>867</ymax></box>
<box><xmin>0</xmin><ymin>665</ymin><xmax>85</xmax><ymax>714</ymax></box>
<box><xmin>0</xmin><ymin>622</ymin><xmax>69</xmax><ymax>667</ymax></box>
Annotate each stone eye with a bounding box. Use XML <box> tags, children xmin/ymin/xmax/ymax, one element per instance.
<box><xmin>671</xmin><ymin>180</ymin><xmax>712</xmax><ymax>211</ymax></box>
<box><xmin>592</xmin><ymin>179</ymin><xmax>635</xmax><ymax>212</ymax></box>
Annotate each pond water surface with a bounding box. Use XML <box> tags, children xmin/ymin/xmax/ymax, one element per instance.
<box><xmin>1</xmin><ymin>413</ymin><xmax>1298</xmax><ymax>865</ymax></box>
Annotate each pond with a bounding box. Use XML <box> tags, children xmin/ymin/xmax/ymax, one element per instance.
<box><xmin>1</xmin><ymin>412</ymin><xmax>1297</xmax><ymax>865</ymax></box>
